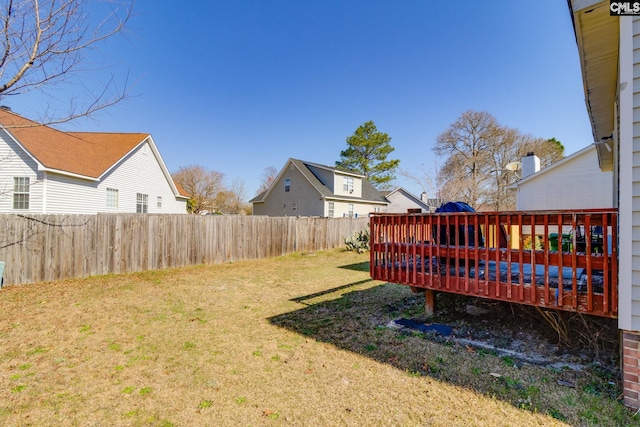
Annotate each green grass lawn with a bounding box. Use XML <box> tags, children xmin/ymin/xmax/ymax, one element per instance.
<box><xmin>0</xmin><ymin>249</ymin><xmax>636</xmax><ymax>426</ymax></box>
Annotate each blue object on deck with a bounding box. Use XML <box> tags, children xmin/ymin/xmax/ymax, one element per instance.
<box><xmin>435</xmin><ymin>201</ymin><xmax>475</xmax><ymax>214</ymax></box>
<box><xmin>434</xmin><ymin>202</ymin><xmax>484</xmax><ymax>247</ymax></box>
<box><xmin>394</xmin><ymin>318</ymin><xmax>453</xmax><ymax>336</ymax></box>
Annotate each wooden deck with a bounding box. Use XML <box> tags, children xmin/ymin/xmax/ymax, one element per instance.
<box><xmin>369</xmin><ymin>209</ymin><xmax>618</xmax><ymax>318</ymax></box>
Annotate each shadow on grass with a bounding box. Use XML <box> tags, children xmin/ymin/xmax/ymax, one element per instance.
<box><xmin>337</xmin><ymin>261</ymin><xmax>370</xmax><ymax>272</ymax></box>
<box><xmin>290</xmin><ymin>279</ymin><xmax>374</xmax><ymax>306</ymax></box>
<box><xmin>270</xmin><ymin>281</ymin><xmax>452</xmax><ymax>376</ymax></box>
<box><xmin>269</xmin><ymin>280</ymin><xmax>631</xmax><ymax>426</ymax></box>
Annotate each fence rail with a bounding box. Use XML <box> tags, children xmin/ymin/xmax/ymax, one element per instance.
<box><xmin>0</xmin><ymin>214</ymin><xmax>369</xmax><ymax>286</ymax></box>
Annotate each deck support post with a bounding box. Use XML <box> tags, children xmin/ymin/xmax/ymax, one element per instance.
<box><xmin>424</xmin><ymin>290</ymin><xmax>435</xmax><ymax>317</ymax></box>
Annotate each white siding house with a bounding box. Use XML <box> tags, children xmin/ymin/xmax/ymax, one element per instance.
<box><xmin>623</xmin><ymin>13</ymin><xmax>640</xmax><ymax>336</ymax></box>
<box><xmin>511</xmin><ymin>145</ymin><xmax>613</xmax><ymax>210</ymax></box>
<box><xmin>569</xmin><ymin>0</ymin><xmax>640</xmax><ymax>409</ymax></box>
<box><xmin>0</xmin><ymin>109</ymin><xmax>188</xmax><ymax>214</ymax></box>
<box><xmin>250</xmin><ymin>158</ymin><xmax>388</xmax><ymax>217</ymax></box>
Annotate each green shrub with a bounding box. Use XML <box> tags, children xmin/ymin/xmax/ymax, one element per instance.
<box><xmin>345</xmin><ymin>228</ymin><xmax>370</xmax><ymax>253</ymax></box>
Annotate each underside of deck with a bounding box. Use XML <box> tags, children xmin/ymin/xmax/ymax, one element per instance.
<box><xmin>370</xmin><ymin>209</ymin><xmax>618</xmax><ymax>318</ymax></box>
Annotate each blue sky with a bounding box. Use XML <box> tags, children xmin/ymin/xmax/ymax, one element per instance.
<box><xmin>8</xmin><ymin>1</ymin><xmax>592</xmax><ymax>200</ymax></box>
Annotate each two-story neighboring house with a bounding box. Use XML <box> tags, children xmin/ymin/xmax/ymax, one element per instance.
<box><xmin>0</xmin><ymin>108</ymin><xmax>189</xmax><ymax>214</ymax></box>
<box><xmin>250</xmin><ymin>158</ymin><xmax>388</xmax><ymax>217</ymax></box>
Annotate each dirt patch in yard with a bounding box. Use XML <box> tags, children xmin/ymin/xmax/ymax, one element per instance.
<box><xmin>401</xmin><ymin>292</ymin><xmax>619</xmax><ymax>372</ymax></box>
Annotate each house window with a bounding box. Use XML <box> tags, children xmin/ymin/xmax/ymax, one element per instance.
<box><xmin>157</xmin><ymin>196</ymin><xmax>162</xmax><ymax>208</ymax></box>
<box><xmin>106</xmin><ymin>188</ymin><xmax>118</xmax><ymax>208</ymax></box>
<box><xmin>348</xmin><ymin>203</ymin><xmax>354</xmax><ymax>217</ymax></box>
<box><xmin>328</xmin><ymin>202</ymin><xmax>334</xmax><ymax>217</ymax></box>
<box><xmin>343</xmin><ymin>176</ymin><xmax>354</xmax><ymax>192</ymax></box>
<box><xmin>13</xmin><ymin>177</ymin><xmax>29</xmax><ymax>210</ymax></box>
<box><xmin>292</xmin><ymin>202</ymin><xmax>297</xmax><ymax>211</ymax></box>
<box><xmin>136</xmin><ymin>193</ymin><xmax>148</xmax><ymax>213</ymax></box>
<box><xmin>284</xmin><ymin>178</ymin><xmax>291</xmax><ymax>192</ymax></box>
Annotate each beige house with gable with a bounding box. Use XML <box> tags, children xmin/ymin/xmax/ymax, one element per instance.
<box><xmin>250</xmin><ymin>158</ymin><xmax>388</xmax><ymax>217</ymax></box>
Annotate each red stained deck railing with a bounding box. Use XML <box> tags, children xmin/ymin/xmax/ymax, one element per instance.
<box><xmin>370</xmin><ymin>209</ymin><xmax>618</xmax><ymax>318</ymax></box>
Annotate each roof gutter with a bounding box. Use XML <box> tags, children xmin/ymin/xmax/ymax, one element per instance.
<box><xmin>38</xmin><ymin>166</ymin><xmax>99</xmax><ymax>182</ymax></box>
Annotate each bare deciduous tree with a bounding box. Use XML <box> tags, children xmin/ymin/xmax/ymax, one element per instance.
<box><xmin>0</xmin><ymin>0</ymin><xmax>133</xmax><ymax>124</ymax></box>
<box><xmin>434</xmin><ymin>110</ymin><xmax>498</xmax><ymax>209</ymax></box>
<box><xmin>433</xmin><ymin>110</ymin><xmax>564</xmax><ymax>211</ymax></box>
<box><xmin>172</xmin><ymin>165</ymin><xmax>225</xmax><ymax>214</ymax></box>
<box><xmin>256</xmin><ymin>166</ymin><xmax>278</xmax><ymax>195</ymax></box>
<box><xmin>399</xmin><ymin>160</ymin><xmax>441</xmax><ymax>197</ymax></box>
<box><xmin>215</xmin><ymin>178</ymin><xmax>250</xmax><ymax>214</ymax></box>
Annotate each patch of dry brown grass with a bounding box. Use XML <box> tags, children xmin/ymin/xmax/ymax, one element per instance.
<box><xmin>0</xmin><ymin>249</ymin><xmax>635</xmax><ymax>426</ymax></box>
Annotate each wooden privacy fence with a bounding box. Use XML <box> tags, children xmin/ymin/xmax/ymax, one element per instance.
<box><xmin>0</xmin><ymin>214</ymin><xmax>369</xmax><ymax>286</ymax></box>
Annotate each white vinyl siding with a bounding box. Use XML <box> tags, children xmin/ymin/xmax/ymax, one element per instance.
<box><xmin>514</xmin><ymin>147</ymin><xmax>613</xmax><ymax>211</ymax></box>
<box><xmin>334</xmin><ymin>173</ymin><xmax>362</xmax><ymax>197</ymax></box>
<box><xmin>0</xmin><ymin>129</ymin><xmax>186</xmax><ymax>214</ymax></box>
<box><xmin>37</xmin><ymin>141</ymin><xmax>186</xmax><ymax>214</ymax></box>
<box><xmin>328</xmin><ymin>200</ymin><xmax>379</xmax><ymax>218</ymax></box>
<box><xmin>42</xmin><ymin>174</ymin><xmax>100</xmax><ymax>214</ymax></box>
<box><xmin>620</xmin><ymin>15</ymin><xmax>639</xmax><ymax>330</ymax></box>
<box><xmin>0</xmin><ymin>129</ymin><xmax>41</xmax><ymax>213</ymax></box>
